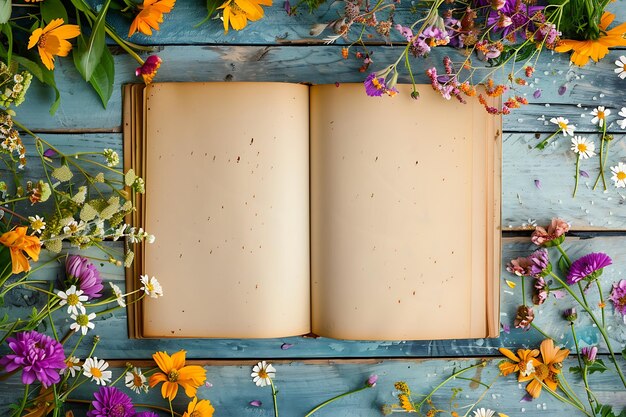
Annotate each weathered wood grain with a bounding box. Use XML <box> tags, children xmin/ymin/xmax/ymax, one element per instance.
<box><xmin>1</xmin><ymin>358</ymin><xmax>625</xmax><ymax>416</ymax></box>
<box><xmin>15</xmin><ymin>46</ymin><xmax>626</xmax><ymax>133</ymax></box>
<box><xmin>4</xmin><ymin>236</ymin><xmax>625</xmax><ymax>359</ymax></box>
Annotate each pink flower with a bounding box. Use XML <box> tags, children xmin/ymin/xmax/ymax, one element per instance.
<box><xmin>609</xmin><ymin>280</ymin><xmax>626</xmax><ymax>316</ymax></box>
<box><xmin>136</xmin><ymin>55</ymin><xmax>162</xmax><ymax>85</ymax></box>
<box><xmin>531</xmin><ymin>218</ymin><xmax>570</xmax><ymax>246</ymax></box>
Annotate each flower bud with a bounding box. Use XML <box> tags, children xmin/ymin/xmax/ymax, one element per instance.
<box><xmin>366</xmin><ymin>374</ymin><xmax>378</xmax><ymax>387</ymax></box>
<box><xmin>581</xmin><ymin>346</ymin><xmax>597</xmax><ymax>364</ymax></box>
<box><xmin>563</xmin><ymin>307</ymin><xmax>577</xmax><ymax>322</ymax></box>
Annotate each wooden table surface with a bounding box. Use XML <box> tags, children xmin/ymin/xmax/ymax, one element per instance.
<box><xmin>2</xmin><ymin>0</ymin><xmax>626</xmax><ymax>415</ymax></box>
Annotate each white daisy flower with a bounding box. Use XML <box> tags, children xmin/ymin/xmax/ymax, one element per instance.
<box><xmin>57</xmin><ymin>285</ymin><xmax>87</xmax><ymax>315</ymax></box>
<box><xmin>251</xmin><ymin>361</ymin><xmax>276</xmax><ymax>387</ymax></box>
<box><xmin>549</xmin><ymin>116</ymin><xmax>575</xmax><ymax>136</ymax></box>
<box><xmin>63</xmin><ymin>219</ymin><xmax>86</xmax><ymax>235</ymax></box>
<box><xmin>590</xmin><ymin>106</ymin><xmax>610</xmax><ymax>128</ymax></box>
<box><xmin>125</xmin><ymin>367</ymin><xmax>149</xmax><ymax>394</ymax></box>
<box><xmin>28</xmin><ymin>215</ymin><xmax>46</xmax><ymax>234</ymax></box>
<box><xmin>60</xmin><ymin>356</ymin><xmax>81</xmax><ymax>377</ymax></box>
<box><xmin>82</xmin><ymin>357</ymin><xmax>112</xmax><ymax>386</ymax></box>
<box><xmin>571</xmin><ymin>136</ymin><xmax>596</xmax><ymax>159</ymax></box>
<box><xmin>615</xmin><ymin>56</ymin><xmax>626</xmax><ymax>79</ymax></box>
<box><xmin>112</xmin><ymin>224</ymin><xmax>128</xmax><ymax>241</ymax></box>
<box><xmin>109</xmin><ymin>282</ymin><xmax>126</xmax><ymax>307</ymax></box>
<box><xmin>611</xmin><ymin>162</ymin><xmax>626</xmax><ymax>188</ymax></box>
<box><xmin>618</xmin><ymin>107</ymin><xmax>626</xmax><ymax>130</ymax></box>
<box><xmin>472</xmin><ymin>408</ymin><xmax>496</xmax><ymax>417</ymax></box>
<box><xmin>70</xmin><ymin>312</ymin><xmax>96</xmax><ymax>335</ymax></box>
<box><xmin>140</xmin><ymin>275</ymin><xmax>163</xmax><ymax>298</ymax></box>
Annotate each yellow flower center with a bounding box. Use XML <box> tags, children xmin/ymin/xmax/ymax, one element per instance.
<box><xmin>133</xmin><ymin>374</ymin><xmax>143</xmax><ymax>387</ymax></box>
<box><xmin>31</xmin><ymin>220</ymin><xmax>44</xmax><ymax>230</ymax></box>
<box><xmin>618</xmin><ymin>171</ymin><xmax>626</xmax><ymax>180</ymax></box>
<box><xmin>577</xmin><ymin>143</ymin><xmax>587</xmax><ymax>153</ymax></box>
<box><xmin>67</xmin><ymin>293</ymin><xmax>80</xmax><ymax>306</ymax></box>
<box><xmin>534</xmin><ymin>363</ymin><xmax>549</xmax><ymax>380</ymax></box>
<box><xmin>91</xmin><ymin>367</ymin><xmax>102</xmax><ymax>378</ymax></box>
<box><xmin>190</xmin><ymin>412</ymin><xmax>201</xmax><ymax>417</ymax></box>
<box><xmin>558</xmin><ymin>121</ymin><xmax>568</xmax><ymax>130</ymax></box>
<box><xmin>146</xmin><ymin>282</ymin><xmax>154</xmax><ymax>292</ymax></box>
<box><xmin>168</xmin><ymin>369</ymin><xmax>179</xmax><ymax>382</ymax></box>
<box><xmin>258</xmin><ymin>369</ymin><xmax>268</xmax><ymax>379</ymax></box>
<box><xmin>623</xmin><ymin>64</ymin><xmax>626</xmax><ymax>71</ymax></box>
<box><xmin>37</xmin><ymin>34</ymin><xmax>48</xmax><ymax>49</ymax></box>
<box><xmin>597</xmin><ymin>111</ymin><xmax>605</xmax><ymax>119</ymax></box>
<box><xmin>76</xmin><ymin>314</ymin><xmax>89</xmax><ymax>326</ymax></box>
<box><xmin>372</xmin><ymin>78</ymin><xmax>384</xmax><ymax>90</ymax></box>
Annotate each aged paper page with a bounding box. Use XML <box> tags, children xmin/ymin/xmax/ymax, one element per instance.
<box><xmin>310</xmin><ymin>84</ymin><xmax>500</xmax><ymax>340</ymax></box>
<box><xmin>141</xmin><ymin>82</ymin><xmax>311</xmax><ymax>338</ymax></box>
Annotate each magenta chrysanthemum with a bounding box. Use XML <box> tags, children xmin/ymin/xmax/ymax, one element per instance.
<box><xmin>66</xmin><ymin>255</ymin><xmax>103</xmax><ymax>299</ymax></box>
<box><xmin>136</xmin><ymin>413</ymin><xmax>159</xmax><ymax>417</ymax></box>
<box><xmin>87</xmin><ymin>386</ymin><xmax>136</xmax><ymax>417</ymax></box>
<box><xmin>566</xmin><ymin>252</ymin><xmax>612</xmax><ymax>285</ymax></box>
<box><xmin>0</xmin><ymin>331</ymin><xmax>65</xmax><ymax>388</ymax></box>
<box><xmin>610</xmin><ymin>280</ymin><xmax>626</xmax><ymax>316</ymax></box>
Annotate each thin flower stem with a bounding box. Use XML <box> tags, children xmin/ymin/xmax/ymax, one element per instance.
<box><xmin>530</xmin><ymin>323</ymin><xmax>553</xmax><ymax>340</ymax></box>
<box><xmin>304</xmin><ymin>386</ymin><xmax>370</xmax><ymax>417</ymax></box>
<box><xmin>521</xmin><ymin>277</ymin><xmax>527</xmax><ymax>306</ymax></box>
<box><xmin>573</xmin><ymin>154</ymin><xmax>580</xmax><ymax>197</ymax></box>
<box><xmin>556</xmin><ymin>244</ymin><xmax>571</xmax><ymax>266</ymax></box>
<box><xmin>270</xmin><ymin>378</ymin><xmax>279</xmax><ymax>417</ymax></box>
<box><xmin>570</xmin><ymin>323</ymin><xmax>585</xmax><ymax>380</ymax></box>
<box><xmin>536</xmin><ymin>131</ymin><xmax>559</xmax><ymax>150</ymax></box>
<box><xmin>577</xmin><ymin>281</ymin><xmax>590</xmax><ymax>309</ymax></box>
<box><xmin>460</xmin><ymin>375</ymin><xmax>499</xmax><ymax>417</ymax></box>
<box><xmin>535</xmin><ymin>377</ymin><xmax>593</xmax><ymax>417</ymax></box>
<box><xmin>13</xmin><ymin>383</ymin><xmax>29</xmax><ymax>417</ymax></box>
<box><xmin>593</xmin><ymin>122</ymin><xmax>608</xmax><ymax>190</ymax></box>
<box><xmin>595</xmin><ymin>280</ymin><xmax>606</xmax><ymax>328</ymax></box>
<box><xmin>557</xmin><ymin>369</ymin><xmax>585</xmax><ymax>411</ymax></box>
<box><xmin>417</xmin><ymin>362</ymin><xmax>486</xmax><ymax>413</ymax></box>
<box><xmin>581</xmin><ymin>365</ymin><xmax>595</xmax><ymax>414</ymax></box>
<box><xmin>169</xmin><ymin>399</ymin><xmax>175</xmax><ymax>417</ymax></box>
<box><xmin>549</xmin><ymin>271</ymin><xmax>626</xmax><ymax>388</ymax></box>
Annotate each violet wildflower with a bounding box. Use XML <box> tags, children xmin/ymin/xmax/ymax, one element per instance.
<box><xmin>528</xmin><ymin>248</ymin><xmax>550</xmax><ymax>277</ymax></box>
<box><xmin>609</xmin><ymin>280</ymin><xmax>626</xmax><ymax>316</ymax></box>
<box><xmin>363</xmin><ymin>68</ymin><xmax>398</xmax><ymax>97</ymax></box>
<box><xmin>66</xmin><ymin>255</ymin><xmax>104</xmax><ymax>299</ymax></box>
<box><xmin>366</xmin><ymin>374</ymin><xmax>378</xmax><ymax>387</ymax></box>
<box><xmin>479</xmin><ymin>0</ymin><xmax>544</xmax><ymax>41</ymax></box>
<box><xmin>0</xmin><ymin>331</ymin><xmax>66</xmax><ymax>388</ymax></box>
<box><xmin>531</xmin><ymin>218</ymin><xmax>569</xmax><ymax>246</ymax></box>
<box><xmin>395</xmin><ymin>24</ymin><xmax>413</xmax><ymax>41</ymax></box>
<box><xmin>581</xmin><ymin>346</ymin><xmax>598</xmax><ymax>365</ymax></box>
<box><xmin>566</xmin><ymin>252</ymin><xmax>612</xmax><ymax>285</ymax></box>
<box><xmin>563</xmin><ymin>307</ymin><xmax>577</xmax><ymax>322</ymax></box>
<box><xmin>514</xmin><ymin>305</ymin><xmax>534</xmax><ymax>330</ymax></box>
<box><xmin>87</xmin><ymin>386</ymin><xmax>136</xmax><ymax>417</ymax></box>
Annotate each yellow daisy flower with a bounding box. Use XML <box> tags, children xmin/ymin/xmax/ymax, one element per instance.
<box><xmin>27</xmin><ymin>19</ymin><xmax>80</xmax><ymax>71</ymax></box>
<box><xmin>219</xmin><ymin>0</ymin><xmax>272</xmax><ymax>33</ymax></box>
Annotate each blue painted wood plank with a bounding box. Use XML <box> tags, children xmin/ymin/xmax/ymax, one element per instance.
<box><xmin>15</xmin><ymin>46</ymin><xmax>626</xmax><ymax>133</ymax></box>
<box><xmin>1</xmin><ymin>358</ymin><xmax>625</xmax><ymax>416</ymax></box>
<box><xmin>5</xmin><ymin>236</ymin><xmax>625</xmax><ymax>359</ymax></box>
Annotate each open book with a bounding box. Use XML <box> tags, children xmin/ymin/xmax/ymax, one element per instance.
<box><xmin>123</xmin><ymin>82</ymin><xmax>502</xmax><ymax>340</ymax></box>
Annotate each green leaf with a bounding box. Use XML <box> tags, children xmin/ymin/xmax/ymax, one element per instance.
<box><xmin>41</xmin><ymin>0</ymin><xmax>69</xmax><ymax>24</ymax></box>
<box><xmin>595</xmin><ymin>403</ymin><xmax>626</xmax><ymax>417</ymax></box>
<box><xmin>12</xmin><ymin>55</ymin><xmax>44</xmax><ymax>82</ymax></box>
<box><xmin>0</xmin><ymin>24</ymin><xmax>11</xmax><ymax>65</ymax></box>
<box><xmin>0</xmin><ymin>0</ymin><xmax>11</xmax><ymax>24</ymax></box>
<box><xmin>75</xmin><ymin>0</ymin><xmax>111</xmax><ymax>81</ymax></box>
<box><xmin>69</xmin><ymin>0</ymin><xmax>90</xmax><ymax>13</ymax></box>
<box><xmin>558</xmin><ymin>255</ymin><xmax>569</xmax><ymax>276</ymax></box>
<box><xmin>88</xmin><ymin>46</ymin><xmax>114</xmax><ymax>108</ymax></box>
<box><xmin>41</xmin><ymin>67</ymin><xmax>61</xmax><ymax>115</ymax></box>
<box><xmin>569</xmin><ymin>359</ymin><xmax>608</xmax><ymax>376</ymax></box>
<box><xmin>194</xmin><ymin>0</ymin><xmax>223</xmax><ymax>27</ymax></box>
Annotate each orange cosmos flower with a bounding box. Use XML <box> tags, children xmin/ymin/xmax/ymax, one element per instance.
<box><xmin>27</xmin><ymin>19</ymin><xmax>80</xmax><ymax>71</ymax></box>
<box><xmin>498</xmin><ymin>347</ymin><xmax>541</xmax><ymax>380</ymax></box>
<box><xmin>525</xmin><ymin>339</ymin><xmax>569</xmax><ymax>398</ymax></box>
<box><xmin>555</xmin><ymin>12</ymin><xmax>626</xmax><ymax>66</ymax></box>
<box><xmin>183</xmin><ymin>397</ymin><xmax>215</xmax><ymax>417</ymax></box>
<box><xmin>219</xmin><ymin>0</ymin><xmax>272</xmax><ymax>33</ymax></box>
<box><xmin>0</xmin><ymin>226</ymin><xmax>41</xmax><ymax>274</ymax></box>
<box><xmin>148</xmin><ymin>350</ymin><xmax>206</xmax><ymax>401</ymax></box>
<box><xmin>128</xmin><ymin>0</ymin><xmax>176</xmax><ymax>37</ymax></box>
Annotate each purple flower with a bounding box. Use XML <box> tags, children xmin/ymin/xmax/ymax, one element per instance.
<box><xmin>395</xmin><ymin>24</ymin><xmax>413</xmax><ymax>41</ymax></box>
<box><xmin>566</xmin><ymin>252</ymin><xmax>612</xmax><ymax>285</ymax></box>
<box><xmin>136</xmin><ymin>413</ymin><xmax>159</xmax><ymax>417</ymax></box>
<box><xmin>581</xmin><ymin>346</ymin><xmax>598</xmax><ymax>364</ymax></box>
<box><xmin>363</xmin><ymin>73</ymin><xmax>397</xmax><ymax>97</ymax></box>
<box><xmin>609</xmin><ymin>280</ymin><xmax>626</xmax><ymax>316</ymax></box>
<box><xmin>43</xmin><ymin>149</ymin><xmax>58</xmax><ymax>158</ymax></box>
<box><xmin>366</xmin><ymin>374</ymin><xmax>378</xmax><ymax>387</ymax></box>
<box><xmin>0</xmin><ymin>331</ymin><xmax>66</xmax><ymax>388</ymax></box>
<box><xmin>66</xmin><ymin>255</ymin><xmax>104</xmax><ymax>299</ymax></box>
<box><xmin>249</xmin><ymin>400</ymin><xmax>262</xmax><ymax>407</ymax></box>
<box><xmin>563</xmin><ymin>307</ymin><xmax>577</xmax><ymax>322</ymax></box>
<box><xmin>478</xmin><ymin>0</ymin><xmax>544</xmax><ymax>41</ymax></box>
<box><xmin>87</xmin><ymin>386</ymin><xmax>136</xmax><ymax>417</ymax></box>
<box><xmin>528</xmin><ymin>249</ymin><xmax>550</xmax><ymax>277</ymax></box>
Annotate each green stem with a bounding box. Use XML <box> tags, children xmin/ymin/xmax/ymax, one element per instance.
<box><xmin>14</xmin><ymin>383</ymin><xmax>29</xmax><ymax>417</ymax></box>
<box><xmin>536</xmin><ymin>131</ymin><xmax>559</xmax><ymax>150</ymax></box>
<box><xmin>417</xmin><ymin>362</ymin><xmax>486</xmax><ymax>413</ymax></box>
<box><xmin>578</xmin><ymin>281</ymin><xmax>590</xmax><ymax>308</ymax></box>
<box><xmin>521</xmin><ymin>276</ymin><xmax>527</xmax><ymax>306</ymax></box>
<box><xmin>549</xmin><ymin>271</ymin><xmax>626</xmax><ymax>388</ymax></box>
<box><xmin>593</xmin><ymin>122</ymin><xmax>608</xmax><ymax>190</ymax></box>
<box><xmin>556</xmin><ymin>244</ymin><xmax>571</xmax><ymax>266</ymax></box>
<box><xmin>573</xmin><ymin>154</ymin><xmax>580</xmax><ymax>197</ymax></box>
<box><xmin>304</xmin><ymin>386</ymin><xmax>369</xmax><ymax>417</ymax></box>
<box><xmin>596</xmin><ymin>280</ymin><xmax>606</xmax><ymax>328</ymax></box>
<box><xmin>531</xmin><ymin>323</ymin><xmax>553</xmax><ymax>340</ymax></box>
<box><xmin>581</xmin><ymin>365</ymin><xmax>595</xmax><ymax>414</ymax></box>
<box><xmin>270</xmin><ymin>378</ymin><xmax>279</xmax><ymax>417</ymax></box>
<box><xmin>169</xmin><ymin>399</ymin><xmax>175</xmax><ymax>417</ymax></box>
<box><xmin>535</xmin><ymin>377</ymin><xmax>593</xmax><ymax>417</ymax></box>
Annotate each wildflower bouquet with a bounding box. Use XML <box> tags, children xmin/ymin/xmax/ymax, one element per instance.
<box><xmin>0</xmin><ymin>59</ymin><xmax>169</xmax><ymax>415</ymax></box>
<box><xmin>310</xmin><ymin>0</ymin><xmax>626</xmax><ymax>113</ymax></box>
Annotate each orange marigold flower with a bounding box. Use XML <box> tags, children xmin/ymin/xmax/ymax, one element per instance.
<box><xmin>27</xmin><ymin>19</ymin><xmax>80</xmax><ymax>71</ymax></box>
<box><xmin>183</xmin><ymin>397</ymin><xmax>215</xmax><ymax>417</ymax></box>
<box><xmin>219</xmin><ymin>0</ymin><xmax>272</xmax><ymax>34</ymax></box>
<box><xmin>0</xmin><ymin>226</ymin><xmax>41</xmax><ymax>274</ymax></box>
<box><xmin>148</xmin><ymin>350</ymin><xmax>206</xmax><ymax>401</ymax></box>
<box><xmin>498</xmin><ymin>347</ymin><xmax>541</xmax><ymax>379</ymax></box>
<box><xmin>555</xmin><ymin>12</ymin><xmax>626</xmax><ymax>66</ymax></box>
<box><xmin>525</xmin><ymin>339</ymin><xmax>569</xmax><ymax>398</ymax></box>
<box><xmin>128</xmin><ymin>0</ymin><xmax>176</xmax><ymax>37</ymax></box>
